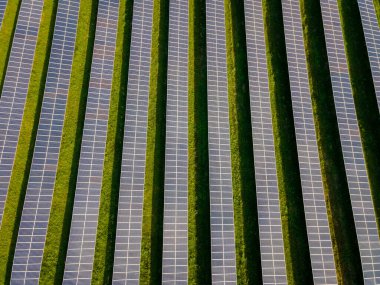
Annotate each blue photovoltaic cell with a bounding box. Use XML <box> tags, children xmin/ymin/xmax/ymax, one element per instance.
<box><xmin>161</xmin><ymin>0</ymin><xmax>189</xmax><ymax>283</ymax></box>
<box><xmin>206</xmin><ymin>0</ymin><xmax>237</xmax><ymax>283</ymax></box>
<box><xmin>320</xmin><ymin>0</ymin><xmax>380</xmax><ymax>283</ymax></box>
<box><xmin>0</xmin><ymin>0</ymin><xmax>6</xmax><ymax>28</ymax></box>
<box><xmin>10</xmin><ymin>0</ymin><xmax>80</xmax><ymax>283</ymax></box>
<box><xmin>243</xmin><ymin>0</ymin><xmax>287</xmax><ymax>283</ymax></box>
<box><xmin>112</xmin><ymin>0</ymin><xmax>153</xmax><ymax>283</ymax></box>
<box><xmin>356</xmin><ymin>0</ymin><xmax>380</xmax><ymax>111</ymax></box>
<box><xmin>62</xmin><ymin>0</ymin><xmax>119</xmax><ymax>283</ymax></box>
<box><xmin>281</xmin><ymin>0</ymin><xmax>337</xmax><ymax>283</ymax></box>
<box><xmin>0</xmin><ymin>0</ymin><xmax>43</xmax><ymax>227</ymax></box>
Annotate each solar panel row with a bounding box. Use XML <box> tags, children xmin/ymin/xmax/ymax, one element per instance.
<box><xmin>243</xmin><ymin>0</ymin><xmax>287</xmax><ymax>283</ymax></box>
<box><xmin>10</xmin><ymin>0</ymin><xmax>80</xmax><ymax>283</ymax></box>
<box><xmin>206</xmin><ymin>0</ymin><xmax>237</xmax><ymax>283</ymax></box>
<box><xmin>112</xmin><ymin>0</ymin><xmax>153</xmax><ymax>283</ymax></box>
<box><xmin>63</xmin><ymin>0</ymin><xmax>119</xmax><ymax>283</ymax></box>
<box><xmin>0</xmin><ymin>0</ymin><xmax>43</xmax><ymax>228</ymax></box>
<box><xmin>356</xmin><ymin>0</ymin><xmax>380</xmax><ymax>111</ymax></box>
<box><xmin>162</xmin><ymin>0</ymin><xmax>189</xmax><ymax>283</ymax></box>
<box><xmin>281</xmin><ymin>0</ymin><xmax>337</xmax><ymax>283</ymax></box>
<box><xmin>0</xmin><ymin>0</ymin><xmax>6</xmax><ymax>28</ymax></box>
<box><xmin>320</xmin><ymin>0</ymin><xmax>380</xmax><ymax>283</ymax></box>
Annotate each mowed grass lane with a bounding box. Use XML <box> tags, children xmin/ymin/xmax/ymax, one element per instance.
<box><xmin>139</xmin><ymin>0</ymin><xmax>169</xmax><ymax>283</ymax></box>
<box><xmin>92</xmin><ymin>0</ymin><xmax>134</xmax><ymax>283</ymax></box>
<box><xmin>39</xmin><ymin>0</ymin><xmax>99</xmax><ymax>283</ymax></box>
<box><xmin>188</xmin><ymin>0</ymin><xmax>212</xmax><ymax>284</ymax></box>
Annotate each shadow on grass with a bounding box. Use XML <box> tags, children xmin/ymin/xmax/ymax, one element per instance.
<box><xmin>139</xmin><ymin>0</ymin><xmax>169</xmax><ymax>283</ymax></box>
<box><xmin>225</xmin><ymin>0</ymin><xmax>262</xmax><ymax>283</ymax></box>
<box><xmin>188</xmin><ymin>0</ymin><xmax>211</xmax><ymax>283</ymax></box>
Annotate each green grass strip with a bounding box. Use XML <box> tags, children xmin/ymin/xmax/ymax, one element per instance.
<box><xmin>299</xmin><ymin>0</ymin><xmax>364</xmax><ymax>283</ymax></box>
<box><xmin>373</xmin><ymin>0</ymin><xmax>380</xmax><ymax>23</ymax></box>
<box><xmin>0</xmin><ymin>0</ymin><xmax>58</xmax><ymax>283</ymax></box>
<box><xmin>262</xmin><ymin>0</ymin><xmax>314</xmax><ymax>283</ymax></box>
<box><xmin>188</xmin><ymin>0</ymin><xmax>212</xmax><ymax>283</ymax></box>
<box><xmin>139</xmin><ymin>0</ymin><xmax>169</xmax><ymax>283</ymax></box>
<box><xmin>338</xmin><ymin>0</ymin><xmax>380</xmax><ymax>235</ymax></box>
<box><xmin>39</xmin><ymin>0</ymin><xmax>98</xmax><ymax>284</ymax></box>
<box><xmin>224</xmin><ymin>0</ymin><xmax>262</xmax><ymax>284</ymax></box>
<box><xmin>0</xmin><ymin>0</ymin><xmax>22</xmax><ymax>94</ymax></box>
<box><xmin>91</xmin><ymin>0</ymin><xmax>133</xmax><ymax>283</ymax></box>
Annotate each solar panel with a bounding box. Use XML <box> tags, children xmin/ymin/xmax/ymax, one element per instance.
<box><xmin>206</xmin><ymin>0</ymin><xmax>237</xmax><ymax>283</ymax></box>
<box><xmin>161</xmin><ymin>0</ymin><xmax>188</xmax><ymax>283</ymax></box>
<box><xmin>356</xmin><ymin>0</ymin><xmax>380</xmax><ymax>111</ymax></box>
<box><xmin>0</xmin><ymin>0</ymin><xmax>43</xmax><ymax>227</ymax></box>
<box><xmin>111</xmin><ymin>0</ymin><xmax>153</xmax><ymax>283</ymax></box>
<box><xmin>281</xmin><ymin>0</ymin><xmax>337</xmax><ymax>283</ymax></box>
<box><xmin>10</xmin><ymin>0</ymin><xmax>80</xmax><ymax>282</ymax></box>
<box><xmin>243</xmin><ymin>0</ymin><xmax>287</xmax><ymax>283</ymax></box>
<box><xmin>0</xmin><ymin>0</ymin><xmax>7</xmax><ymax>28</ymax></box>
<box><xmin>320</xmin><ymin>0</ymin><xmax>380</xmax><ymax>282</ymax></box>
<box><xmin>62</xmin><ymin>1</ymin><xmax>119</xmax><ymax>283</ymax></box>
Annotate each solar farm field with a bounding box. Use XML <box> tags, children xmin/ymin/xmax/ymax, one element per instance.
<box><xmin>0</xmin><ymin>0</ymin><xmax>380</xmax><ymax>284</ymax></box>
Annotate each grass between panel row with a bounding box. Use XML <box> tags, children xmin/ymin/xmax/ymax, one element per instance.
<box><xmin>373</xmin><ymin>0</ymin><xmax>380</xmax><ymax>22</ymax></box>
<box><xmin>301</xmin><ymin>0</ymin><xmax>365</xmax><ymax>282</ymax></box>
<box><xmin>139</xmin><ymin>0</ymin><xmax>169</xmax><ymax>283</ymax></box>
<box><xmin>262</xmin><ymin>0</ymin><xmax>314</xmax><ymax>283</ymax></box>
<box><xmin>188</xmin><ymin>0</ymin><xmax>212</xmax><ymax>283</ymax></box>
<box><xmin>224</xmin><ymin>0</ymin><xmax>262</xmax><ymax>284</ymax></box>
<box><xmin>338</xmin><ymin>0</ymin><xmax>380</xmax><ymax>235</ymax></box>
<box><xmin>91</xmin><ymin>0</ymin><xmax>133</xmax><ymax>283</ymax></box>
<box><xmin>0</xmin><ymin>0</ymin><xmax>22</xmax><ymax>93</ymax></box>
<box><xmin>39</xmin><ymin>0</ymin><xmax>98</xmax><ymax>284</ymax></box>
<box><xmin>0</xmin><ymin>0</ymin><xmax>59</xmax><ymax>283</ymax></box>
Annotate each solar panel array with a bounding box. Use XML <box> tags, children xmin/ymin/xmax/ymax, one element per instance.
<box><xmin>281</xmin><ymin>0</ymin><xmax>338</xmax><ymax>283</ymax></box>
<box><xmin>356</xmin><ymin>0</ymin><xmax>380</xmax><ymax>111</ymax></box>
<box><xmin>358</xmin><ymin>0</ymin><xmax>380</xmax><ymax>110</ymax></box>
<box><xmin>243</xmin><ymin>0</ymin><xmax>287</xmax><ymax>283</ymax></box>
<box><xmin>206</xmin><ymin>0</ymin><xmax>237</xmax><ymax>283</ymax></box>
<box><xmin>62</xmin><ymin>0</ymin><xmax>119</xmax><ymax>283</ymax></box>
<box><xmin>321</xmin><ymin>0</ymin><xmax>380</xmax><ymax>282</ymax></box>
<box><xmin>161</xmin><ymin>0</ymin><xmax>189</xmax><ymax>283</ymax></box>
<box><xmin>10</xmin><ymin>0</ymin><xmax>80</xmax><ymax>283</ymax></box>
<box><xmin>0</xmin><ymin>0</ymin><xmax>43</xmax><ymax>227</ymax></box>
<box><xmin>112</xmin><ymin>0</ymin><xmax>153</xmax><ymax>283</ymax></box>
<box><xmin>2</xmin><ymin>0</ymin><xmax>380</xmax><ymax>283</ymax></box>
<box><xmin>0</xmin><ymin>0</ymin><xmax>6</xmax><ymax>28</ymax></box>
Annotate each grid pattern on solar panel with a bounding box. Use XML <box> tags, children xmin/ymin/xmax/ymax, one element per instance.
<box><xmin>206</xmin><ymin>0</ymin><xmax>237</xmax><ymax>283</ymax></box>
<box><xmin>356</xmin><ymin>0</ymin><xmax>380</xmax><ymax>111</ymax></box>
<box><xmin>243</xmin><ymin>0</ymin><xmax>287</xmax><ymax>283</ymax></box>
<box><xmin>0</xmin><ymin>0</ymin><xmax>6</xmax><ymax>28</ymax></box>
<box><xmin>111</xmin><ymin>1</ymin><xmax>153</xmax><ymax>284</ymax></box>
<box><xmin>161</xmin><ymin>0</ymin><xmax>188</xmax><ymax>283</ymax></box>
<box><xmin>0</xmin><ymin>0</ymin><xmax>43</xmax><ymax>227</ymax></box>
<box><xmin>320</xmin><ymin>0</ymin><xmax>380</xmax><ymax>282</ymax></box>
<box><xmin>10</xmin><ymin>0</ymin><xmax>80</xmax><ymax>283</ymax></box>
<box><xmin>281</xmin><ymin>0</ymin><xmax>338</xmax><ymax>283</ymax></box>
<box><xmin>62</xmin><ymin>0</ymin><xmax>119</xmax><ymax>283</ymax></box>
